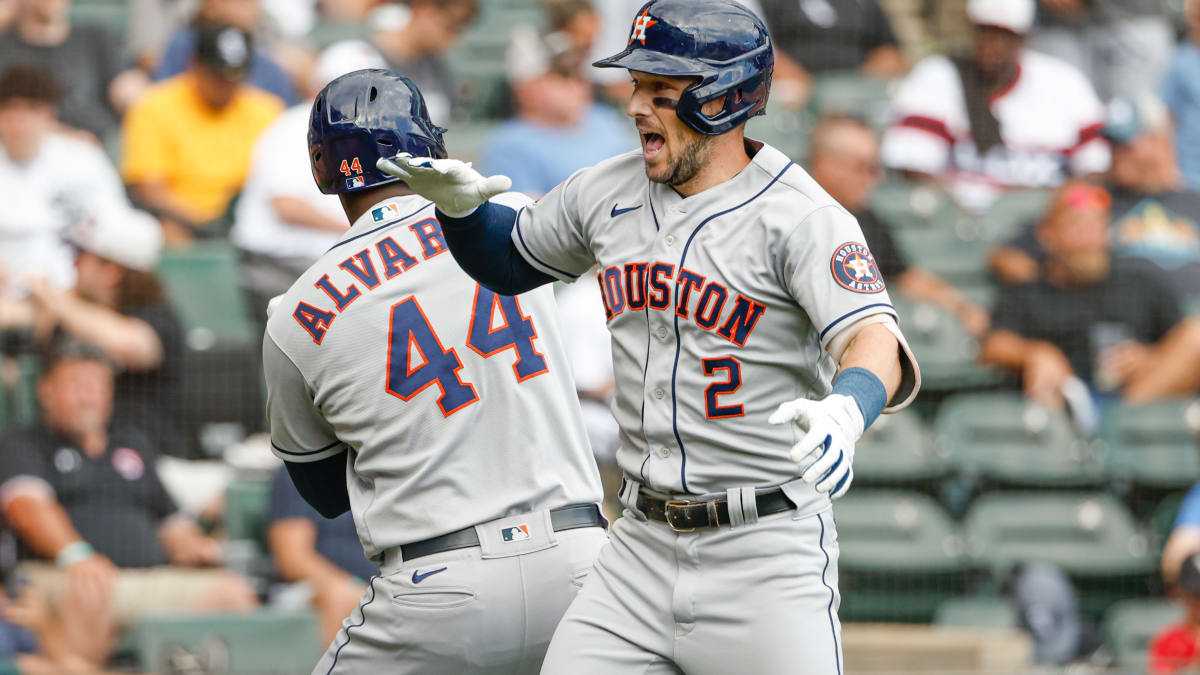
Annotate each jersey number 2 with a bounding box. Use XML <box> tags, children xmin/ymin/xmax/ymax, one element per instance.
<box><xmin>702</xmin><ymin>357</ymin><xmax>744</xmax><ymax>419</ymax></box>
<box><xmin>385</xmin><ymin>287</ymin><xmax>548</xmax><ymax>416</ymax></box>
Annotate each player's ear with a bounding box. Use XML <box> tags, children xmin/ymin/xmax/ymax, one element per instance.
<box><xmin>700</xmin><ymin>95</ymin><xmax>726</xmax><ymax>117</ymax></box>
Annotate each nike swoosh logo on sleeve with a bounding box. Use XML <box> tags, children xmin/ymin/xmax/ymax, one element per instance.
<box><xmin>411</xmin><ymin>567</ymin><xmax>448</xmax><ymax>584</ymax></box>
<box><xmin>611</xmin><ymin>204</ymin><xmax>643</xmax><ymax>217</ymax></box>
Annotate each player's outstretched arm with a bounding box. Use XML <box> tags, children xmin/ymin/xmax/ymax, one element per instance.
<box><xmin>769</xmin><ymin>324</ymin><xmax>902</xmax><ymax>500</ymax></box>
<box><xmin>377</xmin><ymin>154</ymin><xmax>554</xmax><ymax>295</ymax></box>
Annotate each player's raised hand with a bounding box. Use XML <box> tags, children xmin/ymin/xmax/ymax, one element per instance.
<box><xmin>376</xmin><ymin>153</ymin><xmax>512</xmax><ymax>218</ymax></box>
<box><xmin>767</xmin><ymin>394</ymin><xmax>864</xmax><ymax>499</ymax></box>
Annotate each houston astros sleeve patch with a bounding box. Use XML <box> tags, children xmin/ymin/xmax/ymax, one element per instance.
<box><xmin>830</xmin><ymin>242</ymin><xmax>885</xmax><ymax>294</ymax></box>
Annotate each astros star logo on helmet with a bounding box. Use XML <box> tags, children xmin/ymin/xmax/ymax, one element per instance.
<box><xmin>629</xmin><ymin>7</ymin><xmax>657</xmax><ymax>45</ymax></box>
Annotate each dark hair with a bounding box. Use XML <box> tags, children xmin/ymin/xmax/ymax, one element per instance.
<box><xmin>542</xmin><ymin>0</ymin><xmax>594</xmax><ymax>32</ymax></box>
<box><xmin>39</xmin><ymin>334</ymin><xmax>112</xmax><ymax>378</ymax></box>
<box><xmin>115</xmin><ymin>268</ymin><xmax>166</xmax><ymax>314</ymax></box>
<box><xmin>0</xmin><ymin>64</ymin><xmax>62</xmax><ymax>107</ymax></box>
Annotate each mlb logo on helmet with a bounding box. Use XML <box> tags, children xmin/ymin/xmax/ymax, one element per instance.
<box><xmin>372</xmin><ymin>203</ymin><xmax>399</xmax><ymax>222</ymax></box>
<box><xmin>501</xmin><ymin>525</ymin><xmax>530</xmax><ymax>542</ymax></box>
<box><xmin>346</xmin><ymin>176</ymin><xmax>365</xmax><ymax>189</ymax></box>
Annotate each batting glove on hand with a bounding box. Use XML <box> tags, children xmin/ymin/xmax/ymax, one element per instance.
<box><xmin>767</xmin><ymin>394</ymin><xmax>864</xmax><ymax>500</ymax></box>
<box><xmin>376</xmin><ymin>153</ymin><xmax>512</xmax><ymax>218</ymax></box>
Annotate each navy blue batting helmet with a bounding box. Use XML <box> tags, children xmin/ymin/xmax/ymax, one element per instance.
<box><xmin>309</xmin><ymin>69</ymin><xmax>447</xmax><ymax>195</ymax></box>
<box><xmin>593</xmin><ymin>0</ymin><xmax>773</xmax><ymax>136</ymax></box>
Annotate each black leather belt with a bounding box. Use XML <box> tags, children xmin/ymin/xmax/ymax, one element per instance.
<box><xmin>635</xmin><ymin>486</ymin><xmax>795</xmax><ymax>532</ymax></box>
<box><xmin>400</xmin><ymin>504</ymin><xmax>607</xmax><ymax>561</ymax></box>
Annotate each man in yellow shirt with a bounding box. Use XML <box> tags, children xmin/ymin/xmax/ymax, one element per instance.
<box><xmin>122</xmin><ymin>22</ymin><xmax>283</xmax><ymax>241</ymax></box>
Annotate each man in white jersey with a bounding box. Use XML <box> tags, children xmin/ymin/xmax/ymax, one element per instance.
<box><xmin>377</xmin><ymin>1</ymin><xmax>921</xmax><ymax>672</ymax></box>
<box><xmin>262</xmin><ymin>69</ymin><xmax>607</xmax><ymax>674</ymax></box>
<box><xmin>880</xmin><ymin>0</ymin><xmax>1110</xmax><ymax>212</ymax></box>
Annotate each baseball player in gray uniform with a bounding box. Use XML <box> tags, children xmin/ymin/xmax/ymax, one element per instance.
<box><xmin>263</xmin><ymin>70</ymin><xmax>608</xmax><ymax>674</ymax></box>
<box><xmin>377</xmin><ymin>2</ymin><xmax>922</xmax><ymax>672</ymax></box>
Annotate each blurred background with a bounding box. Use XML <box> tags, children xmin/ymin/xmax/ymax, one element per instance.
<box><xmin>0</xmin><ymin>0</ymin><xmax>1197</xmax><ymax>672</ymax></box>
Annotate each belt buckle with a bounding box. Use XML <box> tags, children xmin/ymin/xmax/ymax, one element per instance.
<box><xmin>664</xmin><ymin>499</ymin><xmax>700</xmax><ymax>532</ymax></box>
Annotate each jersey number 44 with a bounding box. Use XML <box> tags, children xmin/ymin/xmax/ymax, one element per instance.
<box><xmin>385</xmin><ymin>286</ymin><xmax>547</xmax><ymax>417</ymax></box>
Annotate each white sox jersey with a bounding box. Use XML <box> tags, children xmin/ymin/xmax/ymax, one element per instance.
<box><xmin>881</xmin><ymin>49</ymin><xmax>1110</xmax><ymax>212</ymax></box>
<box><xmin>264</xmin><ymin>193</ymin><xmax>603</xmax><ymax>561</ymax></box>
<box><xmin>509</xmin><ymin>141</ymin><xmax>920</xmax><ymax>512</ymax></box>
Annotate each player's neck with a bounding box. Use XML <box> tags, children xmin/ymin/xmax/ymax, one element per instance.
<box><xmin>340</xmin><ymin>184</ymin><xmax>417</xmax><ymax>224</ymax></box>
<box><xmin>671</xmin><ymin>133</ymin><xmax>753</xmax><ymax>199</ymax></box>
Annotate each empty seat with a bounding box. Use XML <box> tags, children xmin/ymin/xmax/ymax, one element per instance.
<box><xmin>870</xmin><ymin>180</ymin><xmax>959</xmax><ymax>232</ymax></box>
<box><xmin>964</xmin><ymin>492</ymin><xmax>1154</xmax><ymax>577</ymax></box>
<box><xmin>933</xmin><ymin>596</ymin><xmax>1020</xmax><ymax>629</ymax></box>
<box><xmin>854</xmin><ymin>410</ymin><xmax>950</xmax><ymax>485</ymax></box>
<box><xmin>808</xmin><ymin>72</ymin><xmax>897</xmax><ymax>130</ymax></box>
<box><xmin>893</xmin><ymin>300</ymin><xmax>1003</xmax><ymax>392</ymax></box>
<box><xmin>1102</xmin><ymin>598</ymin><xmax>1181</xmax><ymax>669</ymax></box>
<box><xmin>131</xmin><ymin>611</ymin><xmax>322</xmax><ymax>673</ymax></box>
<box><xmin>936</xmin><ymin>393</ymin><xmax>1105</xmax><ymax>487</ymax></box>
<box><xmin>1104</xmin><ymin>399</ymin><xmax>1200</xmax><ymax>490</ymax></box>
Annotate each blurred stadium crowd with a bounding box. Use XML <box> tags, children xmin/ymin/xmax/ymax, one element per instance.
<box><xmin>0</xmin><ymin>0</ymin><xmax>1197</xmax><ymax>672</ymax></box>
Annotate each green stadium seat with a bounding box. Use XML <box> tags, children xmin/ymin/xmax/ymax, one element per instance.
<box><xmin>936</xmin><ymin>393</ymin><xmax>1105</xmax><ymax>487</ymax></box>
<box><xmin>131</xmin><ymin>611</ymin><xmax>321</xmax><ymax>674</ymax></box>
<box><xmin>963</xmin><ymin>189</ymin><xmax>1051</xmax><ymax>244</ymax></box>
<box><xmin>835</xmin><ymin>490</ymin><xmax>967</xmax><ymax>573</ymax></box>
<box><xmin>69</xmin><ymin>0</ymin><xmax>130</xmax><ymax>38</ymax></box>
<box><xmin>808</xmin><ymin>72</ymin><xmax>897</xmax><ymax>131</ymax></box>
<box><xmin>834</xmin><ymin>490</ymin><xmax>969</xmax><ymax>622</ymax></box>
<box><xmin>746</xmin><ymin>108</ymin><xmax>813</xmax><ymax>163</ymax></box>
<box><xmin>226</xmin><ymin>478</ymin><xmax>274</xmax><ymax>546</ymax></box>
<box><xmin>892</xmin><ymin>299</ymin><xmax>1004</xmax><ymax>392</ymax></box>
<box><xmin>1103</xmin><ymin>399</ymin><xmax>1200</xmax><ymax>490</ymax></box>
<box><xmin>964</xmin><ymin>492</ymin><xmax>1154</xmax><ymax>577</ymax></box>
<box><xmin>1151</xmin><ymin>492</ymin><xmax>1188</xmax><ymax>550</ymax></box>
<box><xmin>9</xmin><ymin>356</ymin><xmax>40</xmax><ymax>429</ymax></box>
<box><xmin>1103</xmin><ymin>598</ymin><xmax>1181</xmax><ymax>669</ymax></box>
<box><xmin>854</xmin><ymin>410</ymin><xmax>949</xmax><ymax>485</ymax></box>
<box><xmin>870</xmin><ymin>180</ymin><xmax>959</xmax><ymax>232</ymax></box>
<box><xmin>933</xmin><ymin>596</ymin><xmax>1020</xmax><ymax>629</ymax></box>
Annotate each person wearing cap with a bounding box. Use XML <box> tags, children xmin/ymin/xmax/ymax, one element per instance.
<box><xmin>0</xmin><ymin>335</ymin><xmax>258</xmax><ymax>668</ymax></box>
<box><xmin>478</xmin><ymin>3</ymin><xmax>631</xmax><ymax>198</ymax></box>
<box><xmin>880</xmin><ymin>0</ymin><xmax>1109</xmax><ymax>212</ymax></box>
<box><xmin>231</xmin><ymin>41</ymin><xmax>385</xmax><ymax>321</ymax></box>
<box><xmin>1162</xmin><ymin>0</ymin><xmax>1200</xmax><ymax>194</ymax></box>
<box><xmin>1150</xmin><ymin>550</ymin><xmax>1200</xmax><ymax>673</ymax></box>
<box><xmin>989</xmin><ymin>94</ymin><xmax>1200</xmax><ymax>313</ymax></box>
<box><xmin>121</xmin><ymin>22</ymin><xmax>283</xmax><ymax>242</ymax></box>
<box><xmin>0</xmin><ymin>64</ymin><xmax>128</xmax><ymax>301</ymax></box>
<box><xmin>979</xmin><ymin>181</ymin><xmax>1184</xmax><ymax>410</ymax></box>
<box><xmin>23</xmin><ymin>205</ymin><xmax>188</xmax><ymax>457</ymax></box>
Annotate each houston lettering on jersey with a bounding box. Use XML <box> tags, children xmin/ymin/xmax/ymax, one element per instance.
<box><xmin>292</xmin><ymin>216</ymin><xmax>447</xmax><ymax>344</ymax></box>
<box><xmin>597</xmin><ymin>262</ymin><xmax>766</xmax><ymax>348</ymax></box>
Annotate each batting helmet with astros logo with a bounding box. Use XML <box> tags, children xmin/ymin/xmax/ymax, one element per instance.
<box><xmin>593</xmin><ymin>0</ymin><xmax>774</xmax><ymax>136</ymax></box>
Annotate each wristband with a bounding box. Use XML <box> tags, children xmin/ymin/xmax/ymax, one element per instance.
<box><xmin>55</xmin><ymin>541</ymin><xmax>95</xmax><ymax>568</ymax></box>
<box><xmin>832</xmin><ymin>367</ymin><xmax>887</xmax><ymax>430</ymax></box>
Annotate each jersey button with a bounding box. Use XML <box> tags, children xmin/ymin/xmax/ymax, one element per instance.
<box><xmin>653</xmin><ymin>387</ymin><xmax>665</xmax><ymax>399</ymax></box>
<box><xmin>664</xmin><ymin>235</ymin><xmax>676</xmax><ymax>246</ymax></box>
<box><xmin>656</xmin><ymin>446</ymin><xmax>671</xmax><ymax>458</ymax></box>
<box><xmin>655</xmin><ymin>326</ymin><xmax>669</xmax><ymax>340</ymax></box>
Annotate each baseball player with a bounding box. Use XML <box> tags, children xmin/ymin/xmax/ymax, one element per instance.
<box><xmin>378</xmin><ymin>1</ymin><xmax>921</xmax><ymax>672</ymax></box>
<box><xmin>263</xmin><ymin>69</ymin><xmax>608</xmax><ymax>674</ymax></box>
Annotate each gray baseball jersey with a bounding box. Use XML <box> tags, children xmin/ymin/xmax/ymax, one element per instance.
<box><xmin>264</xmin><ymin>193</ymin><xmax>604</xmax><ymax>561</ymax></box>
<box><xmin>510</xmin><ymin>141</ymin><xmax>919</xmax><ymax>509</ymax></box>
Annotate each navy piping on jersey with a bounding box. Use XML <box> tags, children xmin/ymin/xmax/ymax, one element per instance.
<box><xmin>326</xmin><ymin>202</ymin><xmax>433</xmax><ymax>253</ymax></box>
<box><xmin>513</xmin><ymin>206</ymin><xmax>580</xmax><ymax>280</ymax></box>
<box><xmin>647</xmin><ymin>181</ymin><xmax>661</xmax><ymax>232</ymax></box>
<box><xmin>669</xmin><ymin>161</ymin><xmax>794</xmax><ymax>493</ymax></box>
<box><xmin>326</xmin><ymin>575</ymin><xmax>378</xmax><ymax>674</ymax></box>
<box><xmin>818</xmin><ymin>303</ymin><xmax>896</xmax><ymax>342</ymax></box>
<box><xmin>817</xmin><ymin>513</ymin><xmax>842</xmax><ymax>675</ymax></box>
<box><xmin>270</xmin><ymin>439</ymin><xmax>342</xmax><ymax>457</ymax></box>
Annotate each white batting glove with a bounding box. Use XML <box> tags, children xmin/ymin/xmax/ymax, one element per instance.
<box><xmin>375</xmin><ymin>153</ymin><xmax>512</xmax><ymax>218</ymax></box>
<box><xmin>767</xmin><ymin>394</ymin><xmax>864</xmax><ymax>500</ymax></box>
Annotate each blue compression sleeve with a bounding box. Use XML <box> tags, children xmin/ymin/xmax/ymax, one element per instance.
<box><xmin>437</xmin><ymin>201</ymin><xmax>554</xmax><ymax>296</ymax></box>
<box><xmin>832</xmin><ymin>367</ymin><xmax>887</xmax><ymax>429</ymax></box>
<box><xmin>284</xmin><ymin>452</ymin><xmax>350</xmax><ymax>519</ymax></box>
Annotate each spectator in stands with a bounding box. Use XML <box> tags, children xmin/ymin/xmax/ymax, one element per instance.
<box><xmin>153</xmin><ymin>0</ymin><xmax>299</xmax><ymax>105</ymax></box>
<box><xmin>0</xmin><ymin>65</ymin><xmax>127</xmax><ymax>300</ymax></box>
<box><xmin>808</xmin><ymin>115</ymin><xmax>990</xmax><ymax>336</ymax></box>
<box><xmin>989</xmin><ymin>95</ymin><xmax>1200</xmax><ymax>312</ymax></box>
<box><xmin>1029</xmin><ymin>0</ymin><xmax>1173</xmax><ymax>102</ymax></box>
<box><xmin>122</xmin><ymin>23</ymin><xmax>283</xmax><ymax>243</ymax></box>
<box><xmin>1150</xmin><ymin>551</ymin><xmax>1200</xmax><ymax>674</ymax></box>
<box><xmin>24</xmin><ymin>204</ymin><xmax>187</xmax><ymax>458</ymax></box>
<box><xmin>757</xmin><ymin>0</ymin><xmax>905</xmax><ymax>87</ymax></box>
<box><xmin>1162</xmin><ymin>0</ymin><xmax>1200</xmax><ymax>194</ymax></box>
<box><xmin>0</xmin><ymin>0</ymin><xmax>123</xmax><ymax>139</ymax></box>
<box><xmin>1121</xmin><ymin>318</ymin><xmax>1200</xmax><ymax>402</ymax></box>
<box><xmin>0</xmin><ymin>338</ymin><xmax>257</xmax><ymax>667</ymax></box>
<box><xmin>479</xmin><ymin>8</ymin><xmax>630</xmax><ymax>198</ymax></box>
<box><xmin>363</xmin><ymin>0</ymin><xmax>478</xmax><ymax>123</ymax></box>
<box><xmin>232</xmin><ymin>41</ymin><xmax>384</xmax><ymax>320</ymax></box>
<box><xmin>1163</xmin><ymin>482</ymin><xmax>1200</xmax><ymax>593</ymax></box>
<box><xmin>979</xmin><ymin>182</ymin><xmax>1183</xmax><ymax>409</ymax></box>
<box><xmin>266</xmin><ymin>467</ymin><xmax>373</xmax><ymax>643</ymax></box>
<box><xmin>880</xmin><ymin>0</ymin><xmax>1109</xmax><ymax>212</ymax></box>
<box><xmin>876</xmin><ymin>0</ymin><xmax>970</xmax><ymax>61</ymax></box>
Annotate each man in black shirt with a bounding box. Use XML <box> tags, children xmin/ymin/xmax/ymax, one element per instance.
<box><xmin>990</xmin><ymin>95</ymin><xmax>1200</xmax><ymax>313</ymax></box>
<box><xmin>758</xmin><ymin>0</ymin><xmax>905</xmax><ymax>86</ymax></box>
<box><xmin>981</xmin><ymin>182</ymin><xmax>1183</xmax><ymax>408</ymax></box>
<box><xmin>0</xmin><ymin>338</ymin><xmax>255</xmax><ymax>667</ymax></box>
<box><xmin>808</xmin><ymin>115</ymin><xmax>990</xmax><ymax>335</ymax></box>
